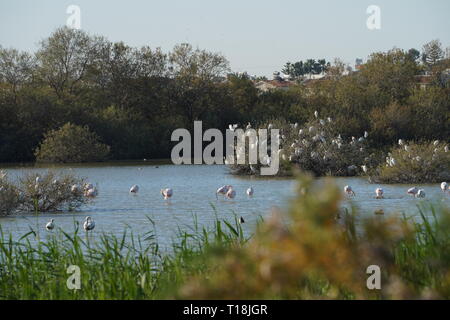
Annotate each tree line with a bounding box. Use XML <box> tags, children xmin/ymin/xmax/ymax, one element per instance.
<box><xmin>0</xmin><ymin>27</ymin><xmax>448</xmax><ymax>163</ymax></box>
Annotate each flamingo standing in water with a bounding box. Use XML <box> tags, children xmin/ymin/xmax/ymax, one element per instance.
<box><xmin>83</xmin><ymin>216</ymin><xmax>95</xmax><ymax>232</ymax></box>
<box><xmin>344</xmin><ymin>185</ymin><xmax>356</xmax><ymax>196</ymax></box>
<box><xmin>416</xmin><ymin>189</ymin><xmax>426</xmax><ymax>198</ymax></box>
<box><xmin>216</xmin><ymin>185</ymin><xmax>232</xmax><ymax>198</ymax></box>
<box><xmin>246</xmin><ymin>187</ymin><xmax>254</xmax><ymax>196</ymax></box>
<box><xmin>130</xmin><ymin>185</ymin><xmax>139</xmax><ymax>193</ymax></box>
<box><xmin>45</xmin><ymin>219</ymin><xmax>55</xmax><ymax>231</ymax></box>
<box><xmin>225</xmin><ymin>188</ymin><xmax>236</xmax><ymax>199</ymax></box>
<box><xmin>161</xmin><ymin>188</ymin><xmax>173</xmax><ymax>199</ymax></box>
<box><xmin>375</xmin><ymin>188</ymin><xmax>384</xmax><ymax>199</ymax></box>
<box><xmin>407</xmin><ymin>187</ymin><xmax>419</xmax><ymax>197</ymax></box>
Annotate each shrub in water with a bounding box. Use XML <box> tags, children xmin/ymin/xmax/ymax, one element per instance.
<box><xmin>228</xmin><ymin>112</ymin><xmax>376</xmax><ymax>176</ymax></box>
<box><xmin>372</xmin><ymin>140</ymin><xmax>450</xmax><ymax>183</ymax></box>
<box><xmin>35</xmin><ymin>123</ymin><xmax>110</xmax><ymax>163</ymax></box>
<box><xmin>18</xmin><ymin>171</ymin><xmax>89</xmax><ymax>212</ymax></box>
<box><xmin>0</xmin><ymin>171</ymin><xmax>20</xmax><ymax>216</ymax></box>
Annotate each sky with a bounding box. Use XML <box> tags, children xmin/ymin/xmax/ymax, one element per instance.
<box><xmin>1</xmin><ymin>0</ymin><xmax>449</xmax><ymax>77</ymax></box>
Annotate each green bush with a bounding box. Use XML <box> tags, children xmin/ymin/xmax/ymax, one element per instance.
<box><xmin>372</xmin><ymin>140</ymin><xmax>450</xmax><ymax>183</ymax></box>
<box><xmin>35</xmin><ymin>123</ymin><xmax>110</xmax><ymax>163</ymax></box>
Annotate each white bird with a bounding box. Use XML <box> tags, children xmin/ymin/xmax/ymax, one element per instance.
<box><xmin>225</xmin><ymin>188</ymin><xmax>236</xmax><ymax>199</ymax></box>
<box><xmin>84</xmin><ymin>183</ymin><xmax>94</xmax><ymax>191</ymax></box>
<box><xmin>344</xmin><ymin>185</ymin><xmax>356</xmax><ymax>196</ymax></box>
<box><xmin>398</xmin><ymin>139</ymin><xmax>404</xmax><ymax>146</ymax></box>
<box><xmin>361</xmin><ymin>165</ymin><xmax>368</xmax><ymax>173</ymax></box>
<box><xmin>161</xmin><ymin>188</ymin><xmax>173</xmax><ymax>199</ymax></box>
<box><xmin>71</xmin><ymin>184</ymin><xmax>79</xmax><ymax>193</ymax></box>
<box><xmin>441</xmin><ymin>182</ymin><xmax>448</xmax><ymax>192</ymax></box>
<box><xmin>314</xmin><ymin>110</ymin><xmax>319</xmax><ymax>118</ymax></box>
<box><xmin>407</xmin><ymin>187</ymin><xmax>419</xmax><ymax>196</ymax></box>
<box><xmin>416</xmin><ymin>189</ymin><xmax>426</xmax><ymax>198</ymax></box>
<box><xmin>216</xmin><ymin>185</ymin><xmax>231</xmax><ymax>197</ymax></box>
<box><xmin>246</xmin><ymin>187</ymin><xmax>254</xmax><ymax>196</ymax></box>
<box><xmin>45</xmin><ymin>219</ymin><xmax>55</xmax><ymax>231</ymax></box>
<box><xmin>130</xmin><ymin>185</ymin><xmax>139</xmax><ymax>193</ymax></box>
<box><xmin>85</xmin><ymin>187</ymin><xmax>98</xmax><ymax>198</ymax></box>
<box><xmin>83</xmin><ymin>216</ymin><xmax>95</xmax><ymax>231</ymax></box>
<box><xmin>375</xmin><ymin>188</ymin><xmax>384</xmax><ymax>199</ymax></box>
<box><xmin>364</xmin><ymin>131</ymin><xmax>369</xmax><ymax>138</ymax></box>
<box><xmin>433</xmin><ymin>140</ymin><xmax>439</xmax><ymax>146</ymax></box>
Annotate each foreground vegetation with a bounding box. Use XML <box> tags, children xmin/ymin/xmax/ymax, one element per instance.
<box><xmin>0</xmin><ymin>175</ymin><xmax>449</xmax><ymax>299</ymax></box>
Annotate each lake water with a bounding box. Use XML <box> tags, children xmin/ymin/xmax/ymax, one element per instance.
<box><xmin>1</xmin><ymin>162</ymin><xmax>449</xmax><ymax>249</ymax></box>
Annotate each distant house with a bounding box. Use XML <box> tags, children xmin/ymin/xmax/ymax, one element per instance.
<box><xmin>414</xmin><ymin>74</ymin><xmax>433</xmax><ymax>90</ymax></box>
<box><xmin>254</xmin><ymin>79</ymin><xmax>296</xmax><ymax>92</ymax></box>
<box><xmin>254</xmin><ymin>71</ymin><xmax>297</xmax><ymax>92</ymax></box>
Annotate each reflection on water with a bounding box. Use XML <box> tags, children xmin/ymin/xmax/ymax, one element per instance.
<box><xmin>0</xmin><ymin>162</ymin><xmax>448</xmax><ymax>249</ymax></box>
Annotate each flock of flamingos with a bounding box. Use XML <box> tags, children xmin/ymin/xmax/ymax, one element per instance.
<box><xmin>44</xmin><ymin>181</ymin><xmax>449</xmax><ymax>234</ymax></box>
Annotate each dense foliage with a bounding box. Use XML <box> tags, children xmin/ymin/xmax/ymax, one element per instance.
<box><xmin>0</xmin><ymin>27</ymin><xmax>448</xmax><ymax>165</ymax></box>
<box><xmin>372</xmin><ymin>140</ymin><xmax>450</xmax><ymax>183</ymax></box>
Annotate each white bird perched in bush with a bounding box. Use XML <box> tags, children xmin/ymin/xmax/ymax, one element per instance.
<box><xmin>441</xmin><ymin>182</ymin><xmax>448</xmax><ymax>192</ymax></box>
<box><xmin>364</xmin><ymin>131</ymin><xmax>369</xmax><ymax>138</ymax></box>
<box><xmin>361</xmin><ymin>165</ymin><xmax>368</xmax><ymax>173</ymax></box>
<box><xmin>71</xmin><ymin>184</ymin><xmax>79</xmax><ymax>193</ymax></box>
<box><xmin>344</xmin><ymin>185</ymin><xmax>356</xmax><ymax>196</ymax></box>
<box><xmin>130</xmin><ymin>185</ymin><xmax>139</xmax><ymax>193</ymax></box>
<box><xmin>246</xmin><ymin>187</ymin><xmax>254</xmax><ymax>196</ymax></box>
<box><xmin>161</xmin><ymin>188</ymin><xmax>173</xmax><ymax>199</ymax></box>
<box><xmin>398</xmin><ymin>139</ymin><xmax>404</xmax><ymax>146</ymax></box>
<box><xmin>226</xmin><ymin>188</ymin><xmax>236</xmax><ymax>199</ymax></box>
<box><xmin>433</xmin><ymin>140</ymin><xmax>439</xmax><ymax>146</ymax></box>
<box><xmin>83</xmin><ymin>216</ymin><xmax>95</xmax><ymax>231</ymax></box>
<box><xmin>416</xmin><ymin>189</ymin><xmax>426</xmax><ymax>198</ymax></box>
<box><xmin>445</xmin><ymin>146</ymin><xmax>449</xmax><ymax>153</ymax></box>
<box><xmin>45</xmin><ymin>219</ymin><xmax>55</xmax><ymax>231</ymax></box>
<box><xmin>407</xmin><ymin>187</ymin><xmax>418</xmax><ymax>196</ymax></box>
<box><xmin>375</xmin><ymin>188</ymin><xmax>384</xmax><ymax>199</ymax></box>
<box><xmin>84</xmin><ymin>183</ymin><xmax>94</xmax><ymax>191</ymax></box>
<box><xmin>314</xmin><ymin>110</ymin><xmax>319</xmax><ymax>118</ymax></box>
<box><xmin>85</xmin><ymin>188</ymin><xmax>98</xmax><ymax>198</ymax></box>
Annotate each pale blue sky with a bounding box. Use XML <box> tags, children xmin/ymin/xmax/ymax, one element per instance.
<box><xmin>1</xmin><ymin>0</ymin><xmax>449</xmax><ymax>76</ymax></box>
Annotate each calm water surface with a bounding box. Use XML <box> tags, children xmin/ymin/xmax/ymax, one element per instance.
<box><xmin>0</xmin><ymin>163</ymin><xmax>448</xmax><ymax>249</ymax></box>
